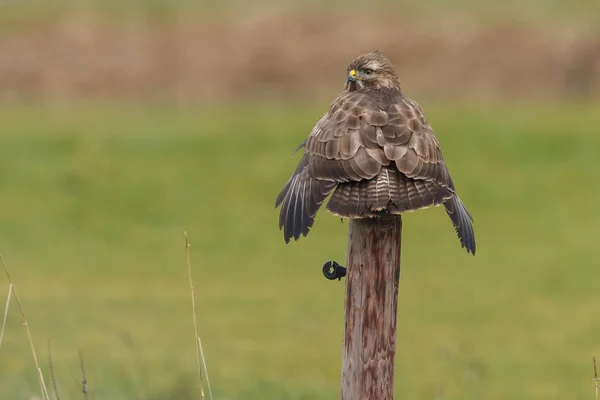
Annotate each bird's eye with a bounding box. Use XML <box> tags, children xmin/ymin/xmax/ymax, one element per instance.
<box><xmin>363</xmin><ymin>69</ymin><xmax>374</xmax><ymax>76</ymax></box>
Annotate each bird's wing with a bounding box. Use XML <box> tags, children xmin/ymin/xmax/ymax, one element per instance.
<box><xmin>275</xmin><ymin>90</ymin><xmax>386</xmax><ymax>242</ymax></box>
<box><xmin>304</xmin><ymin>90</ymin><xmax>452</xmax><ymax>190</ymax></box>
<box><xmin>304</xmin><ymin>90</ymin><xmax>389</xmax><ymax>182</ymax></box>
<box><xmin>379</xmin><ymin>97</ymin><xmax>453</xmax><ymax>189</ymax></box>
<box><xmin>379</xmin><ymin>97</ymin><xmax>475</xmax><ymax>253</ymax></box>
<box><xmin>275</xmin><ymin>154</ymin><xmax>336</xmax><ymax>243</ymax></box>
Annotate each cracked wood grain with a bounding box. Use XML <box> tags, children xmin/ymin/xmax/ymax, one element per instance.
<box><xmin>342</xmin><ymin>216</ymin><xmax>402</xmax><ymax>400</ymax></box>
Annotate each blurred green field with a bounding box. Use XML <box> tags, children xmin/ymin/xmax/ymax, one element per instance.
<box><xmin>0</xmin><ymin>101</ymin><xmax>599</xmax><ymax>399</ymax></box>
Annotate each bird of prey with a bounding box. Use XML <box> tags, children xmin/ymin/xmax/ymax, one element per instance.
<box><xmin>275</xmin><ymin>51</ymin><xmax>475</xmax><ymax>254</ymax></box>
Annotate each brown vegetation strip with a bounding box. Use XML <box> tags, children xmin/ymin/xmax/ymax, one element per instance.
<box><xmin>0</xmin><ymin>9</ymin><xmax>598</xmax><ymax>103</ymax></box>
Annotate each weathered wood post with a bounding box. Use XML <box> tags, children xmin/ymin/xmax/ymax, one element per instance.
<box><xmin>341</xmin><ymin>215</ymin><xmax>402</xmax><ymax>399</ymax></box>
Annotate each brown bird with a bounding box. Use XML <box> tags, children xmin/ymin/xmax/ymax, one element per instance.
<box><xmin>275</xmin><ymin>51</ymin><xmax>475</xmax><ymax>254</ymax></box>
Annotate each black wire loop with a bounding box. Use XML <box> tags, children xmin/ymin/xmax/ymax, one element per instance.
<box><xmin>322</xmin><ymin>260</ymin><xmax>347</xmax><ymax>281</ymax></box>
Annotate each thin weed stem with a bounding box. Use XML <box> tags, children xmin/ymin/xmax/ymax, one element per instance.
<box><xmin>593</xmin><ymin>356</ymin><xmax>599</xmax><ymax>400</ymax></box>
<box><xmin>79</xmin><ymin>349</ymin><xmax>89</xmax><ymax>400</ymax></box>
<box><xmin>197</xmin><ymin>336</ymin><xmax>213</xmax><ymax>400</ymax></box>
<box><xmin>48</xmin><ymin>339</ymin><xmax>61</xmax><ymax>400</ymax></box>
<box><xmin>185</xmin><ymin>232</ymin><xmax>209</xmax><ymax>400</ymax></box>
<box><xmin>0</xmin><ymin>255</ymin><xmax>49</xmax><ymax>400</ymax></box>
<box><xmin>0</xmin><ymin>283</ymin><xmax>13</xmax><ymax>351</ymax></box>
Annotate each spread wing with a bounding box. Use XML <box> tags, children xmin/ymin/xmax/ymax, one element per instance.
<box><xmin>275</xmin><ymin>88</ymin><xmax>475</xmax><ymax>254</ymax></box>
<box><xmin>274</xmin><ymin>154</ymin><xmax>336</xmax><ymax>243</ymax></box>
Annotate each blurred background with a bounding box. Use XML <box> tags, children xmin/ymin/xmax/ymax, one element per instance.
<box><xmin>0</xmin><ymin>1</ymin><xmax>599</xmax><ymax>399</ymax></box>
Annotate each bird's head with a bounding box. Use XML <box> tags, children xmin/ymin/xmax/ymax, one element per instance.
<box><xmin>345</xmin><ymin>51</ymin><xmax>401</xmax><ymax>91</ymax></box>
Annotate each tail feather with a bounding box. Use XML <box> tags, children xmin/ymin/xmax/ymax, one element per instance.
<box><xmin>326</xmin><ymin>166</ymin><xmax>449</xmax><ymax>217</ymax></box>
<box><xmin>444</xmin><ymin>196</ymin><xmax>476</xmax><ymax>255</ymax></box>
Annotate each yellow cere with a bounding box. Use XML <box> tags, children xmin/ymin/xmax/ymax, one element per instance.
<box><xmin>349</xmin><ymin>69</ymin><xmax>357</xmax><ymax>77</ymax></box>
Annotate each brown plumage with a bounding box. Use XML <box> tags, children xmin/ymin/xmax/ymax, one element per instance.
<box><xmin>275</xmin><ymin>51</ymin><xmax>476</xmax><ymax>254</ymax></box>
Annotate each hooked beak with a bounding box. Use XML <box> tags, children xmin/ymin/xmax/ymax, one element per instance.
<box><xmin>347</xmin><ymin>69</ymin><xmax>357</xmax><ymax>83</ymax></box>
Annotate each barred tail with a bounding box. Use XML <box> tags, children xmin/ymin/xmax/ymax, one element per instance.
<box><xmin>326</xmin><ymin>167</ymin><xmax>449</xmax><ymax>217</ymax></box>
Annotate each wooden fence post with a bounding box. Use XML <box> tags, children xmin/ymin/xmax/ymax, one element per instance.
<box><xmin>341</xmin><ymin>215</ymin><xmax>402</xmax><ymax>400</ymax></box>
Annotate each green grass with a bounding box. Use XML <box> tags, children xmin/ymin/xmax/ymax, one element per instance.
<box><xmin>0</xmin><ymin>100</ymin><xmax>599</xmax><ymax>399</ymax></box>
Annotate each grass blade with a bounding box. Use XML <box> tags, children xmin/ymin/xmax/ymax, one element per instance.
<box><xmin>185</xmin><ymin>232</ymin><xmax>207</xmax><ymax>400</ymax></box>
<box><xmin>1</xmin><ymin>254</ymin><xmax>49</xmax><ymax>400</ymax></box>
<box><xmin>0</xmin><ymin>283</ymin><xmax>13</xmax><ymax>351</ymax></box>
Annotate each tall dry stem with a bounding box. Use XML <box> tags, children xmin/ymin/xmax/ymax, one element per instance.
<box><xmin>0</xmin><ymin>283</ymin><xmax>13</xmax><ymax>350</ymax></box>
<box><xmin>0</xmin><ymin>254</ymin><xmax>49</xmax><ymax>400</ymax></box>
<box><xmin>593</xmin><ymin>356</ymin><xmax>599</xmax><ymax>400</ymax></box>
<box><xmin>185</xmin><ymin>232</ymin><xmax>213</xmax><ymax>400</ymax></box>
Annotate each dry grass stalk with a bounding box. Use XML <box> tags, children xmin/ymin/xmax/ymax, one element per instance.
<box><xmin>0</xmin><ymin>283</ymin><xmax>13</xmax><ymax>350</ymax></box>
<box><xmin>593</xmin><ymin>356</ymin><xmax>599</xmax><ymax>400</ymax></box>
<box><xmin>184</xmin><ymin>232</ymin><xmax>213</xmax><ymax>400</ymax></box>
<box><xmin>197</xmin><ymin>335</ymin><xmax>213</xmax><ymax>400</ymax></box>
<box><xmin>0</xmin><ymin>254</ymin><xmax>50</xmax><ymax>400</ymax></box>
<box><xmin>48</xmin><ymin>339</ymin><xmax>61</xmax><ymax>400</ymax></box>
<box><xmin>79</xmin><ymin>349</ymin><xmax>89</xmax><ymax>400</ymax></box>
